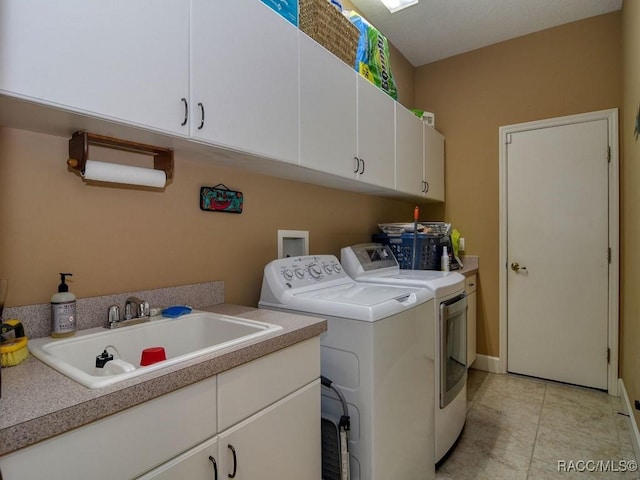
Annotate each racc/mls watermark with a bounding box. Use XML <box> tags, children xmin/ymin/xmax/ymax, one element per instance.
<box><xmin>557</xmin><ymin>460</ymin><xmax>638</xmax><ymax>473</ymax></box>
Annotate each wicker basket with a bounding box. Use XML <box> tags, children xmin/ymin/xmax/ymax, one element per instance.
<box><xmin>299</xmin><ymin>0</ymin><xmax>359</xmax><ymax>68</ymax></box>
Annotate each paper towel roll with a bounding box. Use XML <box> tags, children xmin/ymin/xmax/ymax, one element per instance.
<box><xmin>83</xmin><ymin>160</ymin><xmax>166</xmax><ymax>188</ymax></box>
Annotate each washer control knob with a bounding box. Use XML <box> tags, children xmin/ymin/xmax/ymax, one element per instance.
<box><xmin>282</xmin><ymin>269</ymin><xmax>294</xmax><ymax>281</ymax></box>
<box><xmin>323</xmin><ymin>264</ymin><xmax>334</xmax><ymax>274</ymax></box>
<box><xmin>309</xmin><ymin>264</ymin><xmax>322</xmax><ymax>278</ymax></box>
<box><xmin>333</xmin><ymin>262</ymin><xmax>342</xmax><ymax>273</ymax></box>
<box><xmin>294</xmin><ymin>268</ymin><xmax>305</xmax><ymax>279</ymax></box>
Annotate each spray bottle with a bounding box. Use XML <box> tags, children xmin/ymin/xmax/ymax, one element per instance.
<box><xmin>441</xmin><ymin>246</ymin><xmax>451</xmax><ymax>272</ymax></box>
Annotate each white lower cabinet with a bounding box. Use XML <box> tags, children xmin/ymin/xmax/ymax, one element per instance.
<box><xmin>217</xmin><ymin>381</ymin><xmax>320</xmax><ymax>480</ymax></box>
<box><xmin>466</xmin><ymin>275</ymin><xmax>477</xmax><ymax>367</ymax></box>
<box><xmin>139</xmin><ymin>338</ymin><xmax>321</xmax><ymax>480</ymax></box>
<box><xmin>137</xmin><ymin>436</ymin><xmax>220</xmax><ymax>480</ymax></box>
<box><xmin>0</xmin><ymin>338</ymin><xmax>321</xmax><ymax>480</ymax></box>
<box><xmin>0</xmin><ymin>376</ymin><xmax>218</xmax><ymax>480</ymax></box>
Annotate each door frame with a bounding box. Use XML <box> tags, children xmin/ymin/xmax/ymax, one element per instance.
<box><xmin>498</xmin><ymin>109</ymin><xmax>619</xmax><ymax>395</ymax></box>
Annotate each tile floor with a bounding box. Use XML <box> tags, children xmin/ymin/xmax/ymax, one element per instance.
<box><xmin>436</xmin><ymin>369</ymin><xmax>639</xmax><ymax>479</ymax></box>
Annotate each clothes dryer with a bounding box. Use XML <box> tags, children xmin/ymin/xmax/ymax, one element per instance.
<box><xmin>259</xmin><ymin>255</ymin><xmax>435</xmax><ymax>480</ymax></box>
<box><xmin>341</xmin><ymin>243</ymin><xmax>467</xmax><ymax>463</ymax></box>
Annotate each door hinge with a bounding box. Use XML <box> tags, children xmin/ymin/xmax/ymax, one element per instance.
<box><xmin>607</xmin><ymin>348</ymin><xmax>611</xmax><ymax>364</ymax></box>
<box><xmin>607</xmin><ymin>146</ymin><xmax>611</xmax><ymax>163</ymax></box>
<box><xmin>506</xmin><ymin>133</ymin><xmax>512</xmax><ymax>144</ymax></box>
<box><xmin>608</xmin><ymin>247</ymin><xmax>611</xmax><ymax>263</ymax></box>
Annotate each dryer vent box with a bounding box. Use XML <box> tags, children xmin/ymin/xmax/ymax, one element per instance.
<box><xmin>278</xmin><ymin>230</ymin><xmax>309</xmax><ymax>258</ymax></box>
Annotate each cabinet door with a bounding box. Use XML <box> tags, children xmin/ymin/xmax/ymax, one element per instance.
<box><xmin>190</xmin><ymin>0</ymin><xmax>299</xmax><ymax>164</ymax></box>
<box><xmin>356</xmin><ymin>76</ymin><xmax>395</xmax><ymax>189</ymax></box>
<box><xmin>217</xmin><ymin>381</ymin><xmax>321</xmax><ymax>480</ymax></box>
<box><xmin>136</xmin><ymin>437</ymin><xmax>219</xmax><ymax>480</ymax></box>
<box><xmin>466</xmin><ymin>275</ymin><xmax>477</xmax><ymax>367</ymax></box>
<box><xmin>395</xmin><ymin>104</ymin><xmax>424</xmax><ymax>196</ymax></box>
<box><xmin>424</xmin><ymin>126</ymin><xmax>445</xmax><ymax>201</ymax></box>
<box><xmin>299</xmin><ymin>34</ymin><xmax>357</xmax><ymax>178</ymax></box>
<box><xmin>0</xmin><ymin>0</ymin><xmax>190</xmax><ymax>136</ymax></box>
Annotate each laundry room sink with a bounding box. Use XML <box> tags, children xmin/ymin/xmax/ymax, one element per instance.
<box><xmin>28</xmin><ymin>311</ymin><xmax>282</xmax><ymax>389</ymax></box>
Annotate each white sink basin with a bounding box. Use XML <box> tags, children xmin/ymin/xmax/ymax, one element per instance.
<box><xmin>28</xmin><ymin>311</ymin><xmax>282</xmax><ymax>389</ymax></box>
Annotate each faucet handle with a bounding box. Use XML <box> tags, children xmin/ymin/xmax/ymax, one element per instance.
<box><xmin>139</xmin><ymin>301</ymin><xmax>150</xmax><ymax>318</ymax></box>
<box><xmin>107</xmin><ymin>305</ymin><xmax>120</xmax><ymax>324</ymax></box>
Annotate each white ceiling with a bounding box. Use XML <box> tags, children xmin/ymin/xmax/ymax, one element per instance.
<box><xmin>350</xmin><ymin>0</ymin><xmax>623</xmax><ymax>66</ymax></box>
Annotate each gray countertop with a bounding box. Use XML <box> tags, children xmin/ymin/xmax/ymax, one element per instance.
<box><xmin>0</xmin><ymin>304</ymin><xmax>326</xmax><ymax>456</ymax></box>
<box><xmin>458</xmin><ymin>255</ymin><xmax>479</xmax><ymax>277</ymax></box>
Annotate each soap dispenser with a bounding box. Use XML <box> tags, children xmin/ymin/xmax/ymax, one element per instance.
<box><xmin>51</xmin><ymin>273</ymin><xmax>77</xmax><ymax>337</ymax></box>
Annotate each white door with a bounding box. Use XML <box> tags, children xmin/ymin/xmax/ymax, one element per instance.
<box><xmin>506</xmin><ymin>118</ymin><xmax>610</xmax><ymax>390</ymax></box>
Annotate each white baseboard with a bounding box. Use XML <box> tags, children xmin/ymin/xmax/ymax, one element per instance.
<box><xmin>470</xmin><ymin>354</ymin><xmax>503</xmax><ymax>373</ymax></box>
<box><xmin>618</xmin><ymin>378</ymin><xmax>640</xmax><ymax>461</ymax></box>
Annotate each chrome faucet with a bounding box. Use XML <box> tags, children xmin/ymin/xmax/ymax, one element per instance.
<box><xmin>104</xmin><ymin>297</ymin><xmax>151</xmax><ymax>329</ymax></box>
<box><xmin>124</xmin><ymin>297</ymin><xmax>149</xmax><ymax>320</ymax></box>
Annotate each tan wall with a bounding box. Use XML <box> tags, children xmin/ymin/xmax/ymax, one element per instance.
<box><xmin>622</xmin><ymin>1</ymin><xmax>640</xmax><ymax>423</ymax></box>
<box><xmin>0</xmin><ymin>128</ymin><xmax>417</xmax><ymax>309</ymax></box>
<box><xmin>414</xmin><ymin>12</ymin><xmax>622</xmax><ymax>358</ymax></box>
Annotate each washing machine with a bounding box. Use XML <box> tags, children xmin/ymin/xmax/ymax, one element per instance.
<box><xmin>341</xmin><ymin>243</ymin><xmax>467</xmax><ymax>463</ymax></box>
<box><xmin>259</xmin><ymin>255</ymin><xmax>436</xmax><ymax>480</ymax></box>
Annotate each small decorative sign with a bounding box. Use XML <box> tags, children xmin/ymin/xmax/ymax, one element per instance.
<box><xmin>200</xmin><ymin>184</ymin><xmax>243</xmax><ymax>214</ymax></box>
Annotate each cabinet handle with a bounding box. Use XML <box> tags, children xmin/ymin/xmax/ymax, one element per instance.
<box><xmin>359</xmin><ymin>158</ymin><xmax>365</xmax><ymax>175</ymax></box>
<box><xmin>198</xmin><ymin>102</ymin><xmax>205</xmax><ymax>130</ymax></box>
<box><xmin>181</xmin><ymin>98</ymin><xmax>188</xmax><ymax>126</ymax></box>
<box><xmin>424</xmin><ymin>181</ymin><xmax>430</xmax><ymax>193</ymax></box>
<box><xmin>227</xmin><ymin>444</ymin><xmax>237</xmax><ymax>478</ymax></box>
<box><xmin>353</xmin><ymin>156</ymin><xmax>360</xmax><ymax>174</ymax></box>
<box><xmin>209</xmin><ymin>455</ymin><xmax>218</xmax><ymax>480</ymax></box>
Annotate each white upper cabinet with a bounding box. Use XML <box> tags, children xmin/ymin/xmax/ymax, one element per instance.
<box><xmin>190</xmin><ymin>0</ymin><xmax>299</xmax><ymax>164</ymax></box>
<box><xmin>0</xmin><ymin>0</ymin><xmax>190</xmax><ymax>136</ymax></box>
<box><xmin>299</xmin><ymin>34</ymin><xmax>357</xmax><ymax>178</ymax></box>
<box><xmin>424</xmin><ymin>125</ymin><xmax>445</xmax><ymax>202</ymax></box>
<box><xmin>356</xmin><ymin>76</ymin><xmax>396</xmax><ymax>189</ymax></box>
<box><xmin>395</xmin><ymin>104</ymin><xmax>424</xmax><ymax>196</ymax></box>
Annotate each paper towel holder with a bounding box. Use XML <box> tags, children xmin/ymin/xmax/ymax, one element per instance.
<box><xmin>67</xmin><ymin>131</ymin><xmax>174</xmax><ymax>184</ymax></box>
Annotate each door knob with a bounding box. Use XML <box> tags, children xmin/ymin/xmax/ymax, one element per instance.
<box><xmin>511</xmin><ymin>262</ymin><xmax>527</xmax><ymax>272</ymax></box>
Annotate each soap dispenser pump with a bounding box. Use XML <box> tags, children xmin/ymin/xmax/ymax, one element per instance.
<box><xmin>51</xmin><ymin>272</ymin><xmax>77</xmax><ymax>337</ymax></box>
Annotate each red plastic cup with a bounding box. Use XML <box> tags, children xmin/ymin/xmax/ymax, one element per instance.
<box><xmin>140</xmin><ymin>347</ymin><xmax>167</xmax><ymax>366</ymax></box>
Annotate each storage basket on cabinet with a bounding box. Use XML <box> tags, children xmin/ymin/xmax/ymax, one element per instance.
<box><xmin>299</xmin><ymin>0</ymin><xmax>359</xmax><ymax>68</ymax></box>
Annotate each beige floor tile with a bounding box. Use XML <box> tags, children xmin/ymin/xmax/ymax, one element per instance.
<box><xmin>533</xmin><ymin>424</ymin><xmax>622</xmax><ymax>465</ymax></box>
<box><xmin>539</xmin><ymin>397</ymin><xmax>619</xmax><ymax>444</ymax></box>
<box><xmin>440</xmin><ymin>372</ymin><xmax>639</xmax><ymax>480</ymax></box>
<box><xmin>481</xmin><ymin>372</ymin><xmax>547</xmax><ymax>402</ymax></box>
<box><xmin>463</xmin><ymin>403</ymin><xmax>538</xmax><ymax>457</ymax></box>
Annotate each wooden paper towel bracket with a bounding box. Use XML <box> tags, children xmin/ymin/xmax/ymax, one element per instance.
<box><xmin>67</xmin><ymin>131</ymin><xmax>174</xmax><ymax>180</ymax></box>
